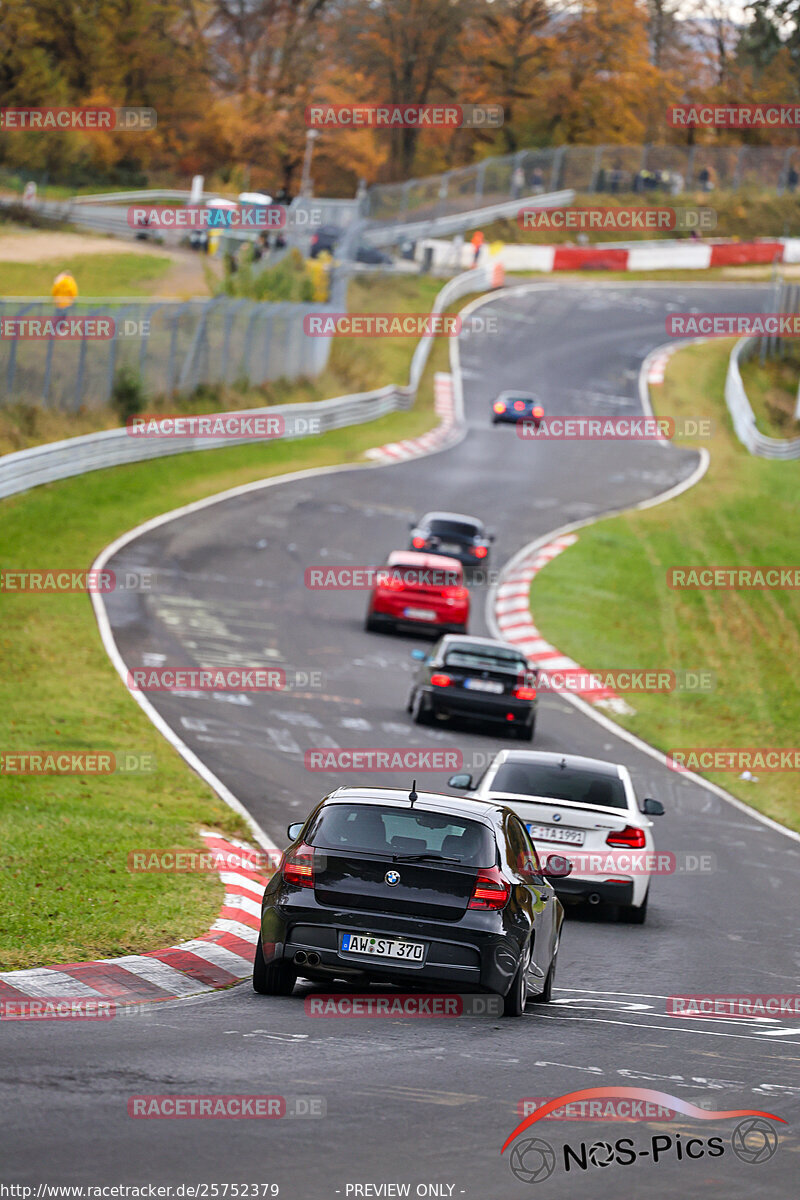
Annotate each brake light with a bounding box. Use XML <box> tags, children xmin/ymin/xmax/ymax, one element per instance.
<box><xmin>606</xmin><ymin>826</ymin><xmax>646</xmax><ymax>848</ymax></box>
<box><xmin>430</xmin><ymin>673</ymin><xmax>452</xmax><ymax>687</ymax></box>
<box><xmin>444</xmin><ymin>586</ymin><xmax>468</xmax><ymax>602</ymax></box>
<box><xmin>513</xmin><ymin>400</ymin><xmax>525</xmax><ymax>411</ymax></box>
<box><xmin>533</xmin><ymin>406</ymin><xmax>544</xmax><ymax>418</ymax></box>
<box><xmin>474</xmin><ymin>545</ymin><xmax>488</xmax><ymax>559</ymax></box>
<box><xmin>493</xmin><ymin>401</ymin><xmax>505</xmax><ymax>413</ymax></box>
<box><xmin>514</xmin><ymin>686</ymin><xmax>537</xmax><ymax>700</ymax></box>
<box><xmin>412</xmin><ymin>537</ymin><xmax>426</xmax><ymax>549</ymax></box>
<box><xmin>310</xmin><ymin>234</ymin><xmax>319</xmax><ymax>245</ymax></box>
<box><xmin>282</xmin><ymin>842</ymin><xmax>314</xmax><ymax>887</ymax></box>
<box><xmin>379</xmin><ymin>573</ymin><xmax>404</xmax><ymax>590</ymax></box>
<box><xmin>469</xmin><ymin>867</ymin><xmax>511</xmax><ymax>910</ymax></box>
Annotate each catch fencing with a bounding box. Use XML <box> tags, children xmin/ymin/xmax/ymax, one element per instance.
<box><xmin>0</xmin><ymin>263</ymin><xmax>498</xmax><ymax>500</ymax></box>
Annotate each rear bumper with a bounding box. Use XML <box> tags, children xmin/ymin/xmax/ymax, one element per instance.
<box><xmin>422</xmin><ymin>686</ymin><xmax>535</xmax><ymax>725</ymax></box>
<box><xmin>370</xmin><ymin>597</ymin><xmax>468</xmax><ymax>630</ymax></box>
<box><xmin>261</xmin><ymin>901</ymin><xmax>522</xmax><ymax>995</ymax></box>
<box><xmin>554</xmin><ymin>877</ymin><xmax>635</xmax><ymax>906</ymax></box>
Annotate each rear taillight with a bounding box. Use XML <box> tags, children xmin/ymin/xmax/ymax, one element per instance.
<box><xmin>430</xmin><ymin>673</ymin><xmax>452</xmax><ymax>687</ymax></box>
<box><xmin>513</xmin><ymin>400</ymin><xmax>525</xmax><ymax>411</ymax></box>
<box><xmin>533</xmin><ymin>405</ymin><xmax>544</xmax><ymax>418</ymax></box>
<box><xmin>606</xmin><ymin>826</ymin><xmax>646</xmax><ymax>848</ymax></box>
<box><xmin>493</xmin><ymin>401</ymin><xmax>505</xmax><ymax>413</ymax></box>
<box><xmin>444</xmin><ymin>586</ymin><xmax>468</xmax><ymax>602</ymax></box>
<box><xmin>412</xmin><ymin>536</ymin><xmax>426</xmax><ymax>549</ymax></box>
<box><xmin>514</xmin><ymin>686</ymin><xmax>536</xmax><ymax>700</ymax></box>
<box><xmin>282</xmin><ymin>842</ymin><xmax>314</xmax><ymax>887</ymax></box>
<box><xmin>310</xmin><ymin>234</ymin><xmax>318</xmax><ymax>245</ymax></box>
<box><xmin>469</xmin><ymin>867</ymin><xmax>511</xmax><ymax>910</ymax></box>
<box><xmin>474</xmin><ymin>545</ymin><xmax>488</xmax><ymax>559</ymax></box>
<box><xmin>379</xmin><ymin>573</ymin><xmax>404</xmax><ymax>590</ymax></box>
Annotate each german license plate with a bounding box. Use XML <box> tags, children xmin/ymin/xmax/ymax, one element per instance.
<box><xmin>438</xmin><ymin>543</ymin><xmax>461</xmax><ymax>554</ymax></box>
<box><xmin>527</xmin><ymin>824</ymin><xmax>585</xmax><ymax>845</ymax></box>
<box><xmin>404</xmin><ymin>607</ymin><xmax>436</xmax><ymax>620</ymax></box>
<box><xmin>464</xmin><ymin>678</ymin><xmax>503</xmax><ymax>693</ymax></box>
<box><xmin>341</xmin><ymin>933</ymin><xmax>425</xmax><ymax>961</ymax></box>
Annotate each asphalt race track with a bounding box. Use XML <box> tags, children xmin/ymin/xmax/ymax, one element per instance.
<box><xmin>3</xmin><ymin>283</ymin><xmax>798</xmax><ymax>1198</ymax></box>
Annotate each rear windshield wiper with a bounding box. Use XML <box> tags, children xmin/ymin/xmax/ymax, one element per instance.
<box><xmin>392</xmin><ymin>852</ymin><xmax>465</xmax><ymax>864</ymax></box>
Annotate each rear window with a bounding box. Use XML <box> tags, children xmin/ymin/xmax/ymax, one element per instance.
<box><xmin>490</xmin><ymin>763</ymin><xmax>628</xmax><ymax>810</ymax></box>
<box><xmin>308</xmin><ymin>804</ymin><xmax>496</xmax><ymax>866</ymax></box>
<box><xmin>381</xmin><ymin>564</ymin><xmax>461</xmax><ymax>588</ymax></box>
<box><xmin>429</xmin><ymin>519</ymin><xmax>480</xmax><ymax>538</ymax></box>
<box><xmin>444</xmin><ymin>645</ymin><xmax>527</xmax><ymax>673</ymax></box>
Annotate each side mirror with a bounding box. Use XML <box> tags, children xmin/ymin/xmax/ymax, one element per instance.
<box><xmin>408</xmin><ymin>521</ymin><xmax>416</xmax><ymax>531</ymax></box>
<box><xmin>287</xmin><ymin>822</ymin><xmax>304</xmax><ymax>840</ymax></box>
<box><xmin>543</xmin><ymin>853</ymin><xmax>572</xmax><ymax>879</ymax></box>
<box><xmin>411</xmin><ymin>648</ymin><xmax>427</xmax><ymax>661</ymax></box>
<box><xmin>447</xmin><ymin>773</ymin><xmax>473</xmax><ymax>790</ymax></box>
<box><xmin>642</xmin><ymin>798</ymin><xmax>664</xmax><ymax>816</ymax></box>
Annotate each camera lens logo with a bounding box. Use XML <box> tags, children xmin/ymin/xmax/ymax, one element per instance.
<box><xmin>731</xmin><ymin>1118</ymin><xmax>779</xmax><ymax>1164</ymax></box>
<box><xmin>588</xmin><ymin>1140</ymin><xmax>615</xmax><ymax>1167</ymax></box>
<box><xmin>509</xmin><ymin>1137</ymin><xmax>556</xmax><ymax>1184</ymax></box>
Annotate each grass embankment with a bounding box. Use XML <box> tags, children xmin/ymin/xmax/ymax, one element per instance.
<box><xmin>0</xmin><ymin>274</ymin><xmax>444</xmax><ymax>456</ymax></box>
<box><xmin>0</xmin><ymin>273</ymin><xmax>456</xmax><ymax>970</ymax></box>
<box><xmin>529</xmin><ymin>339</ymin><xmax>800</xmax><ymax>832</ymax></box>
<box><xmin>739</xmin><ymin>346</ymin><xmax>800</xmax><ymax>439</ymax></box>
<box><xmin>482</xmin><ymin>190</ymin><xmax>800</xmax><ymax>244</ymax></box>
<box><xmin>0</xmin><ymin>253</ymin><xmax>173</xmax><ymax>298</ymax></box>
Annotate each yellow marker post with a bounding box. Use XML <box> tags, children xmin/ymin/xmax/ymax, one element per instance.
<box><xmin>52</xmin><ymin>272</ymin><xmax>78</xmax><ymax>309</ymax></box>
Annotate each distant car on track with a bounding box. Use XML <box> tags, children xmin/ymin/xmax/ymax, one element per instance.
<box><xmin>407</xmin><ymin>635</ymin><xmax>538</xmax><ymax>740</ymax></box>
<box><xmin>365</xmin><ymin>551</ymin><xmax>469</xmax><ymax>635</ymax></box>
<box><xmin>492</xmin><ymin>391</ymin><xmax>544</xmax><ymax>427</ymax></box>
<box><xmin>448</xmin><ymin>750</ymin><xmax>664</xmax><ymax>923</ymax></box>
<box><xmin>253</xmin><ymin>784</ymin><xmax>569</xmax><ymax>1016</ymax></box>
<box><xmin>408</xmin><ymin>512</ymin><xmax>494</xmax><ymax>568</ymax></box>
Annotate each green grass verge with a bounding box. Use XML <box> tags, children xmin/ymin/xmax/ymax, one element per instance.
<box><xmin>529</xmin><ymin>338</ymin><xmax>800</xmax><ymax>832</ymax></box>
<box><xmin>0</xmin><ymin>275</ymin><xmax>455</xmax><ymax>970</ymax></box>
<box><xmin>739</xmin><ymin>345</ymin><xmax>800</xmax><ymax>439</ymax></box>
<box><xmin>0</xmin><ymin>252</ymin><xmax>174</xmax><ymax>298</ymax></box>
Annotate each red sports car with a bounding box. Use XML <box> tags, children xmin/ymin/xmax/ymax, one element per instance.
<box><xmin>365</xmin><ymin>551</ymin><xmax>469</xmax><ymax>635</ymax></box>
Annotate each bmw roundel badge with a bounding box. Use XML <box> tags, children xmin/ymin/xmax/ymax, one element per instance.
<box><xmin>385</xmin><ymin>870</ymin><xmax>401</xmax><ymax>886</ymax></box>
<box><xmin>552</xmin><ymin>814</ymin><xmax>562</xmax><ymax>822</ymax></box>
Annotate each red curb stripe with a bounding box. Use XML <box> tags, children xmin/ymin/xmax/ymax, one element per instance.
<box><xmin>199</xmin><ymin>930</ymin><xmax>258</xmax><ymax>960</ymax></box>
<box><xmin>0</xmin><ymin>979</ymin><xmax>35</xmax><ymax>1001</ymax></box>
<box><xmin>219</xmin><ymin>904</ymin><xmax>261</xmax><ymax>929</ymax></box>
<box><xmin>53</xmin><ymin>961</ymin><xmax>175</xmax><ymax>1000</ymax></box>
<box><xmin>146</xmin><ymin>947</ymin><xmax>239</xmax><ymax>988</ymax></box>
<box><xmin>223</xmin><ymin>882</ymin><xmax>267</xmax><ymax>902</ymax></box>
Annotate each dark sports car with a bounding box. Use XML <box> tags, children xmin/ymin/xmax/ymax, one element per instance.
<box><xmin>407</xmin><ymin>634</ymin><xmax>538</xmax><ymax>740</ymax></box>
<box><xmin>408</xmin><ymin>511</ymin><xmax>494</xmax><ymax>568</ymax></box>
<box><xmin>253</xmin><ymin>784</ymin><xmax>569</xmax><ymax>1016</ymax></box>
<box><xmin>492</xmin><ymin>391</ymin><xmax>544</xmax><ymax>426</ymax></box>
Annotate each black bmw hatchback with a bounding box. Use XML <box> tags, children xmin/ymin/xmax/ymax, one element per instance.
<box><xmin>254</xmin><ymin>785</ymin><xmax>569</xmax><ymax>1016</ymax></box>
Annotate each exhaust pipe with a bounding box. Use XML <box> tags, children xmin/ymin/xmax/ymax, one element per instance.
<box><xmin>294</xmin><ymin>951</ymin><xmax>307</xmax><ymax>964</ymax></box>
<box><xmin>306</xmin><ymin>952</ymin><xmax>321</xmax><ymax>966</ymax></box>
<box><xmin>587</xmin><ymin>893</ymin><xmax>601</xmax><ymax>905</ymax></box>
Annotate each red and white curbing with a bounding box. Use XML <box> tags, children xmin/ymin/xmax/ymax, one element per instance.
<box><xmin>364</xmin><ymin>372</ymin><xmax>458</xmax><ymax>465</ymax></box>
<box><xmin>494</xmin><ymin>535</ymin><xmax>635</xmax><ymax>717</ymax></box>
<box><xmin>0</xmin><ymin>831</ymin><xmax>268</xmax><ymax>1007</ymax></box>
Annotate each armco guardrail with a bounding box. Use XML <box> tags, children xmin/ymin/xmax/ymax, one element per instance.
<box><xmin>726</xmin><ymin>337</ymin><xmax>800</xmax><ymax>459</ymax></box>
<box><xmin>0</xmin><ymin>264</ymin><xmax>498</xmax><ymax>500</ymax></box>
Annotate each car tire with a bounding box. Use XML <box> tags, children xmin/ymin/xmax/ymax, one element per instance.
<box><xmin>619</xmin><ymin>892</ymin><xmax>649</xmax><ymax>925</ymax></box>
<box><xmin>530</xmin><ymin>951</ymin><xmax>557</xmax><ymax>1004</ymax></box>
<box><xmin>252</xmin><ymin>938</ymin><xmax>297</xmax><ymax>996</ymax></box>
<box><xmin>503</xmin><ymin>943</ymin><xmax>532</xmax><ymax>1018</ymax></box>
<box><xmin>515</xmin><ymin>717</ymin><xmax>535</xmax><ymax>742</ymax></box>
<box><xmin>365</xmin><ymin>613</ymin><xmax>383</xmax><ymax>633</ymax></box>
<box><xmin>411</xmin><ymin>689</ymin><xmax>433</xmax><ymax>726</ymax></box>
